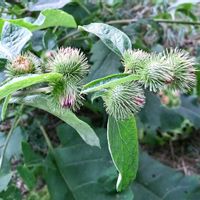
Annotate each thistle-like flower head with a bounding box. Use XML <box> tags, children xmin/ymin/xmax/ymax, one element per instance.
<box><xmin>122</xmin><ymin>49</ymin><xmax>150</xmax><ymax>73</ymax></box>
<box><xmin>51</xmin><ymin>79</ymin><xmax>83</xmax><ymax>111</ymax></box>
<box><xmin>5</xmin><ymin>52</ymin><xmax>40</xmax><ymax>77</ymax></box>
<box><xmin>163</xmin><ymin>48</ymin><xmax>196</xmax><ymax>92</ymax></box>
<box><xmin>139</xmin><ymin>54</ymin><xmax>173</xmax><ymax>92</ymax></box>
<box><xmin>102</xmin><ymin>81</ymin><xmax>145</xmax><ymax>120</ymax></box>
<box><xmin>47</xmin><ymin>47</ymin><xmax>89</xmax><ymax>81</ymax></box>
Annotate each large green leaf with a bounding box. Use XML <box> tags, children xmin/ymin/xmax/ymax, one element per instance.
<box><xmin>107</xmin><ymin>116</ymin><xmax>139</xmax><ymax>192</ymax></box>
<box><xmin>87</xmin><ymin>41</ymin><xmax>122</xmax><ymax>82</ymax></box>
<box><xmin>3</xmin><ymin>123</ymin><xmax>198</xmax><ymax>199</ymax></box>
<box><xmin>27</xmin><ymin>0</ymin><xmax>72</xmax><ymax>11</ymax></box>
<box><xmin>0</xmin><ymin>22</ymin><xmax>32</xmax><ymax>59</ymax></box>
<box><xmin>0</xmin><ymin>73</ymin><xmax>62</xmax><ymax>101</ymax></box>
<box><xmin>79</xmin><ymin>23</ymin><xmax>132</xmax><ymax>56</ymax></box>
<box><xmin>82</xmin><ymin>73</ymin><xmax>139</xmax><ymax>93</ymax></box>
<box><xmin>0</xmin><ymin>9</ymin><xmax>77</xmax><ymax>33</ymax></box>
<box><xmin>133</xmin><ymin>152</ymin><xmax>200</xmax><ymax>200</ymax></box>
<box><xmin>11</xmin><ymin>95</ymin><xmax>100</xmax><ymax>147</ymax></box>
<box><xmin>0</xmin><ymin>127</ymin><xmax>25</xmax><ymax>171</ymax></box>
<box><xmin>43</xmin><ymin>125</ymin><xmax>200</xmax><ymax>199</ymax></box>
<box><xmin>44</xmin><ymin>128</ymin><xmax>133</xmax><ymax>200</ymax></box>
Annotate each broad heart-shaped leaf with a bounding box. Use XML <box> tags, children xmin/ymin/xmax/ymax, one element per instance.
<box><xmin>82</xmin><ymin>73</ymin><xmax>139</xmax><ymax>93</ymax></box>
<box><xmin>0</xmin><ymin>73</ymin><xmax>62</xmax><ymax>101</ymax></box>
<box><xmin>79</xmin><ymin>23</ymin><xmax>132</xmax><ymax>56</ymax></box>
<box><xmin>0</xmin><ymin>22</ymin><xmax>32</xmax><ymax>59</ymax></box>
<box><xmin>0</xmin><ymin>9</ymin><xmax>77</xmax><ymax>33</ymax></box>
<box><xmin>44</xmin><ymin>128</ymin><xmax>134</xmax><ymax>200</ymax></box>
<box><xmin>43</xmin><ymin>125</ymin><xmax>200</xmax><ymax>200</ymax></box>
<box><xmin>107</xmin><ymin>116</ymin><xmax>139</xmax><ymax>192</ymax></box>
<box><xmin>11</xmin><ymin>94</ymin><xmax>100</xmax><ymax>147</ymax></box>
<box><xmin>27</xmin><ymin>0</ymin><xmax>72</xmax><ymax>11</ymax></box>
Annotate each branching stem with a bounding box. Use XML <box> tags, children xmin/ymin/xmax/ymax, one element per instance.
<box><xmin>107</xmin><ymin>18</ymin><xmax>200</xmax><ymax>26</ymax></box>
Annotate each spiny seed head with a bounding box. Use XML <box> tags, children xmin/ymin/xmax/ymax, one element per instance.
<box><xmin>47</xmin><ymin>47</ymin><xmax>89</xmax><ymax>81</ymax></box>
<box><xmin>122</xmin><ymin>49</ymin><xmax>150</xmax><ymax>73</ymax></box>
<box><xmin>5</xmin><ymin>52</ymin><xmax>40</xmax><ymax>77</ymax></box>
<box><xmin>102</xmin><ymin>81</ymin><xmax>145</xmax><ymax>120</ymax></box>
<box><xmin>163</xmin><ymin>48</ymin><xmax>196</xmax><ymax>92</ymax></box>
<box><xmin>139</xmin><ymin>54</ymin><xmax>173</xmax><ymax>92</ymax></box>
<box><xmin>51</xmin><ymin>79</ymin><xmax>83</xmax><ymax>111</ymax></box>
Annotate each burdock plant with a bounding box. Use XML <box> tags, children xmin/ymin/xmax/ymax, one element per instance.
<box><xmin>0</xmin><ymin>22</ymin><xmax>196</xmax><ymax>196</ymax></box>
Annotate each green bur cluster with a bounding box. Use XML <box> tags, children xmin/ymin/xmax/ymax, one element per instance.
<box><xmin>102</xmin><ymin>48</ymin><xmax>195</xmax><ymax>120</ymax></box>
<box><xmin>5</xmin><ymin>47</ymin><xmax>195</xmax><ymax>120</ymax></box>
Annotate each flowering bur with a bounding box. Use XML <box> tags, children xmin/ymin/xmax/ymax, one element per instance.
<box><xmin>47</xmin><ymin>47</ymin><xmax>89</xmax><ymax>110</ymax></box>
<box><xmin>47</xmin><ymin>47</ymin><xmax>89</xmax><ymax>81</ymax></box>
<box><xmin>139</xmin><ymin>54</ymin><xmax>173</xmax><ymax>92</ymax></box>
<box><xmin>122</xmin><ymin>49</ymin><xmax>150</xmax><ymax>73</ymax></box>
<box><xmin>51</xmin><ymin>79</ymin><xmax>83</xmax><ymax>111</ymax></box>
<box><xmin>102</xmin><ymin>81</ymin><xmax>145</xmax><ymax>120</ymax></box>
<box><xmin>163</xmin><ymin>48</ymin><xmax>196</xmax><ymax>92</ymax></box>
<box><xmin>122</xmin><ymin>48</ymin><xmax>195</xmax><ymax>93</ymax></box>
<box><xmin>101</xmin><ymin>48</ymin><xmax>195</xmax><ymax>120</ymax></box>
<box><xmin>6</xmin><ymin>52</ymin><xmax>40</xmax><ymax>77</ymax></box>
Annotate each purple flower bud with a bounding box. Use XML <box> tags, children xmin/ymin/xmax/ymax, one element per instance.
<box><xmin>60</xmin><ymin>93</ymin><xmax>76</xmax><ymax>109</ymax></box>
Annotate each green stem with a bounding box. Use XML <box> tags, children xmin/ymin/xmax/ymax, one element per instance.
<box><xmin>0</xmin><ymin>105</ymin><xmax>23</xmax><ymax>169</ymax></box>
<box><xmin>58</xmin><ymin>30</ymin><xmax>80</xmax><ymax>43</ymax></box>
<box><xmin>13</xmin><ymin>87</ymin><xmax>52</xmax><ymax>97</ymax></box>
<box><xmin>37</xmin><ymin>122</ymin><xmax>76</xmax><ymax>200</ymax></box>
<box><xmin>37</xmin><ymin>121</ymin><xmax>53</xmax><ymax>151</ymax></box>
<box><xmin>82</xmin><ymin>74</ymin><xmax>140</xmax><ymax>93</ymax></box>
<box><xmin>107</xmin><ymin>18</ymin><xmax>200</xmax><ymax>26</ymax></box>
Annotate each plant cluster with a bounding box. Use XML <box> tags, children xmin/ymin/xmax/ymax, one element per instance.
<box><xmin>0</xmin><ymin>1</ymin><xmax>199</xmax><ymax>199</ymax></box>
